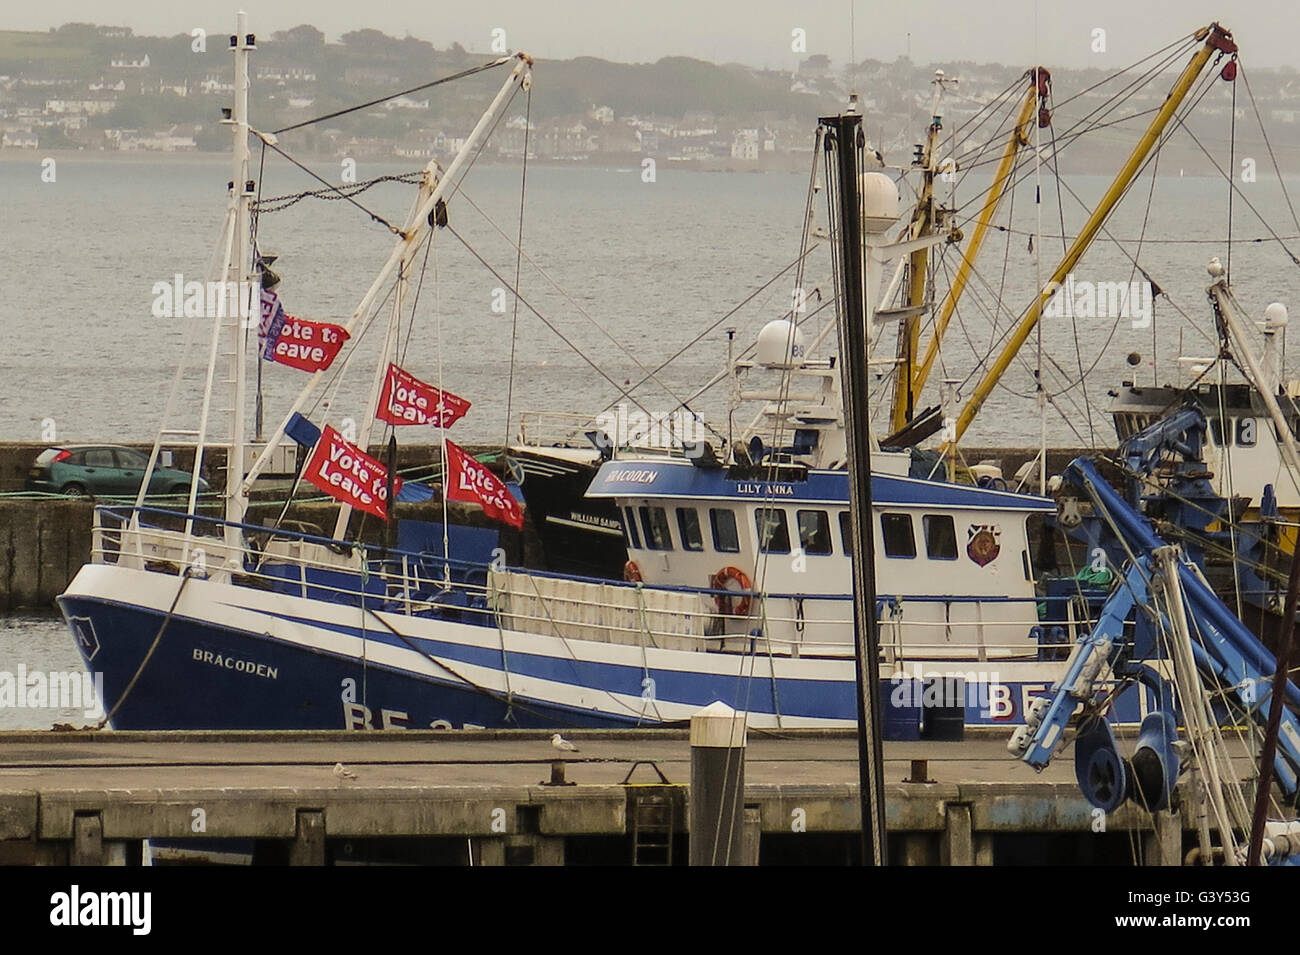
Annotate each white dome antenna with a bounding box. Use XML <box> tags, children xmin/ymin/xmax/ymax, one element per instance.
<box><xmin>859</xmin><ymin>172</ymin><xmax>899</xmax><ymax>234</ymax></box>
<box><xmin>756</xmin><ymin>319</ymin><xmax>806</xmax><ymax>369</ymax></box>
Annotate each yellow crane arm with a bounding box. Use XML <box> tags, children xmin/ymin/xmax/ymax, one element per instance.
<box><xmin>946</xmin><ymin>23</ymin><xmax>1236</xmax><ymax>448</ymax></box>
<box><xmin>912</xmin><ymin>74</ymin><xmax>1041</xmax><ymax>402</ymax></box>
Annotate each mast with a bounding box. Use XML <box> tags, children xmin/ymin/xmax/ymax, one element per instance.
<box><xmin>822</xmin><ymin>109</ymin><xmax>888</xmax><ymax>866</ymax></box>
<box><xmin>1207</xmin><ymin>281</ymin><xmax>1300</xmax><ymax>487</ymax></box>
<box><xmin>909</xmin><ymin>72</ymin><xmax>1041</xmax><ymax>410</ymax></box>
<box><xmin>238</xmin><ymin>54</ymin><xmax>533</xmax><ymax>507</ymax></box>
<box><xmin>887</xmin><ymin>71</ymin><xmax>950</xmax><ymax>434</ymax></box>
<box><xmin>331</xmin><ymin>171</ymin><xmax>432</xmax><ymax>541</ymax></box>
<box><xmin>225</xmin><ymin>11</ymin><xmax>254</xmax><ymax>563</ymax></box>
<box><xmin>945</xmin><ymin>23</ymin><xmax>1237</xmax><ymax>448</ymax></box>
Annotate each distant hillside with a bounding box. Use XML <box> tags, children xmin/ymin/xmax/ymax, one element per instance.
<box><xmin>4</xmin><ymin>22</ymin><xmax>1299</xmax><ymax>172</ymax></box>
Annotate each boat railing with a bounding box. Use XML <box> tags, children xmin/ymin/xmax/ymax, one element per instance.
<box><xmin>88</xmin><ymin>504</ymin><xmax>1092</xmax><ymax>660</ymax></box>
<box><xmin>515</xmin><ymin>411</ymin><xmax>603</xmax><ymax>448</ymax></box>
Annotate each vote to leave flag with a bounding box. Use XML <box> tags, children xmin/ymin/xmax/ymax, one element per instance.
<box><xmin>303</xmin><ymin>425</ymin><xmax>403</xmax><ymax>520</ymax></box>
<box><xmin>444</xmin><ymin>438</ymin><xmax>524</xmax><ymax>530</ymax></box>
<box><xmin>269</xmin><ymin>316</ymin><xmax>350</xmax><ymax>373</ymax></box>
<box><xmin>376</xmin><ymin>363</ymin><xmax>472</xmax><ymax>428</ymax></box>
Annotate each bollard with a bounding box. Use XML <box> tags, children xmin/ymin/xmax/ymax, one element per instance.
<box><xmin>689</xmin><ymin>701</ymin><xmax>747</xmax><ymax>866</ymax></box>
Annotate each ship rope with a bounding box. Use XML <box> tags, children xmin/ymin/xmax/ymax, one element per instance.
<box><xmin>97</xmin><ymin>568</ymin><xmax>194</xmax><ymax>729</ymax></box>
<box><xmin>251</xmin><ymin>171</ymin><xmax>425</xmax><ymax>214</ymax></box>
<box><xmin>251</xmin><ymin>133</ymin><xmax>408</xmax><ymax>234</ymax></box>
<box><xmin>485</xmin><ymin>573</ymin><xmax>516</xmax><ymax>722</ymax></box>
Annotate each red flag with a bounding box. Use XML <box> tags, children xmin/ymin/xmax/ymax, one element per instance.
<box><xmin>303</xmin><ymin>426</ymin><xmax>403</xmax><ymax>520</ymax></box>
<box><xmin>376</xmin><ymin>363</ymin><xmax>472</xmax><ymax>427</ymax></box>
<box><xmin>270</xmin><ymin>317</ymin><xmax>349</xmax><ymax>372</ymax></box>
<box><xmin>445</xmin><ymin>439</ymin><xmax>524</xmax><ymax>529</ymax></box>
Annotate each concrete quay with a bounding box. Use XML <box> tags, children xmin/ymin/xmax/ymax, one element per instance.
<box><xmin>0</xmin><ymin>729</ymin><xmax>1205</xmax><ymax>866</ymax></box>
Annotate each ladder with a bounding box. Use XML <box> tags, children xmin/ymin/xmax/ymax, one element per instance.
<box><xmin>629</xmin><ymin>791</ymin><xmax>675</xmax><ymax>866</ymax></box>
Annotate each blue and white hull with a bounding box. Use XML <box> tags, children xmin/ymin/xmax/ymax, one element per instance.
<box><xmin>58</xmin><ymin>562</ymin><xmax>1145</xmax><ymax>731</ymax></box>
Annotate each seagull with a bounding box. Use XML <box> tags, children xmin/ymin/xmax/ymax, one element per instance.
<box><xmin>1207</xmin><ymin>256</ymin><xmax>1225</xmax><ymax>278</ymax></box>
<box><xmin>551</xmin><ymin>733</ymin><xmax>579</xmax><ymax>753</ymax></box>
<box><xmin>333</xmin><ymin>761</ymin><xmax>358</xmax><ymax>781</ymax></box>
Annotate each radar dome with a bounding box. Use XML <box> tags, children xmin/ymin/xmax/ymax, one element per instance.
<box><xmin>859</xmin><ymin>172</ymin><xmax>900</xmax><ymax>233</ymax></box>
<box><xmin>1265</xmin><ymin>302</ymin><xmax>1289</xmax><ymax>328</ymax></box>
<box><xmin>755</xmin><ymin>319</ymin><xmax>806</xmax><ymax>369</ymax></box>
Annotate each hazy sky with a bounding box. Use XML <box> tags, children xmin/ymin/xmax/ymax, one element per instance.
<box><xmin>8</xmin><ymin>1</ymin><xmax>1299</xmax><ymax>70</ymax></box>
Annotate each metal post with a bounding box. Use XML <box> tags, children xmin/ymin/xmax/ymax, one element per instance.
<box><xmin>1248</xmin><ymin>533</ymin><xmax>1300</xmax><ymax>864</ymax></box>
<box><xmin>225</xmin><ymin>12</ymin><xmax>253</xmax><ymax>564</ymax></box>
<box><xmin>822</xmin><ymin>111</ymin><xmax>889</xmax><ymax>866</ymax></box>
<box><xmin>689</xmin><ymin>701</ymin><xmax>746</xmax><ymax>866</ymax></box>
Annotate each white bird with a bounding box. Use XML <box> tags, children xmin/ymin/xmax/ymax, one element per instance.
<box><xmin>333</xmin><ymin>761</ymin><xmax>358</xmax><ymax>781</ymax></box>
<box><xmin>551</xmin><ymin>733</ymin><xmax>579</xmax><ymax>753</ymax></box>
<box><xmin>1207</xmin><ymin>256</ymin><xmax>1225</xmax><ymax>277</ymax></box>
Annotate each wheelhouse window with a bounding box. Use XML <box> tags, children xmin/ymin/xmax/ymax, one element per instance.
<box><xmin>623</xmin><ymin>507</ymin><xmax>642</xmax><ymax>549</ymax></box>
<box><xmin>710</xmin><ymin>508</ymin><xmax>740</xmax><ymax>553</ymax></box>
<box><xmin>796</xmin><ymin>509</ymin><xmax>832</xmax><ymax>555</ymax></box>
<box><xmin>880</xmin><ymin>513</ymin><xmax>916</xmax><ymax>559</ymax></box>
<box><xmin>639</xmin><ymin>506</ymin><xmax>674</xmax><ymax>550</ymax></box>
<box><xmin>755</xmin><ymin>507</ymin><xmax>791</xmax><ymax>554</ymax></box>
<box><xmin>676</xmin><ymin>507</ymin><xmax>704</xmax><ymax>551</ymax></box>
<box><xmin>923</xmin><ymin>514</ymin><xmax>958</xmax><ymax>560</ymax></box>
<box><xmin>839</xmin><ymin>511</ymin><xmax>853</xmax><ymax>556</ymax></box>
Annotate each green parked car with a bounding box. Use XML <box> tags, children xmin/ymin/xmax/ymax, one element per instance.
<box><xmin>25</xmin><ymin>445</ymin><xmax>209</xmax><ymax>499</ymax></box>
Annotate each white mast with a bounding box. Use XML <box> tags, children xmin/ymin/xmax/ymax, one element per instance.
<box><xmin>238</xmin><ymin>54</ymin><xmax>533</xmax><ymax>506</ymax></box>
<box><xmin>225</xmin><ymin>11</ymin><xmax>254</xmax><ymax>564</ymax></box>
<box><xmin>1208</xmin><ymin>278</ymin><xmax>1300</xmax><ymax>491</ymax></box>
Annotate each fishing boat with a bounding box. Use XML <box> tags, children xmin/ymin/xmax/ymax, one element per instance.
<box><xmin>55</xmin><ymin>13</ymin><xmax>1122</xmax><ymax>733</ymax></box>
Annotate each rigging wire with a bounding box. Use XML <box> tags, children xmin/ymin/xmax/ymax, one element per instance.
<box><xmin>1239</xmin><ymin>63</ymin><xmax>1300</xmax><ymax>237</ymax></box>
<box><xmin>443</xmin><ymin>222</ymin><xmax>726</xmax><ymax>444</ymax></box>
<box><xmin>270</xmin><ymin>57</ymin><xmax>513</xmax><ymax>135</ymax></box>
<box><xmin>252</xmin><ymin>132</ymin><xmax>405</xmax><ymax>233</ymax></box>
<box><xmin>1227</xmin><ymin>64</ymin><xmax>1237</xmax><ymax>281</ymax></box>
<box><xmin>252</xmin><ymin>171</ymin><xmax>425</xmax><ymax>213</ymax></box>
<box><xmin>453</xmin><ymin>182</ymin><xmax>740</xmax><ymax>432</ymax></box>
<box><xmin>502</xmin><ymin>84</ymin><xmax>532</xmax><ymax>447</ymax></box>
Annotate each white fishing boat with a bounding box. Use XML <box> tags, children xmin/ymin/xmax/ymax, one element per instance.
<box><xmin>59</xmin><ymin>13</ymin><xmax>1176</xmax><ymax>733</ymax></box>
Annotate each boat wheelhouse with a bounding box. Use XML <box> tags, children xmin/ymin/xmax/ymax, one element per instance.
<box><xmin>587</xmin><ymin>455</ymin><xmax>1054</xmax><ymax>662</ymax></box>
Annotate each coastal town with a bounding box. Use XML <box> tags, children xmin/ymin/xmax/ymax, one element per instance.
<box><xmin>5</xmin><ymin>21</ymin><xmax>1300</xmax><ymax>171</ymax></box>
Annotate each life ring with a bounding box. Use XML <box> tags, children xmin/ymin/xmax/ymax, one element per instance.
<box><xmin>623</xmin><ymin>560</ymin><xmax>644</xmax><ymax>583</ymax></box>
<box><xmin>710</xmin><ymin>566</ymin><xmax>753</xmax><ymax>616</ymax></box>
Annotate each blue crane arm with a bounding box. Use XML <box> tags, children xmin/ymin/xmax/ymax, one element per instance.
<box><xmin>1012</xmin><ymin>456</ymin><xmax>1300</xmax><ymax>802</ymax></box>
<box><xmin>1010</xmin><ymin>559</ymin><xmax>1150</xmax><ymax>769</ymax></box>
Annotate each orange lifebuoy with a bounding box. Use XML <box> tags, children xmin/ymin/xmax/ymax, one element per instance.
<box><xmin>710</xmin><ymin>566</ymin><xmax>753</xmax><ymax>616</ymax></box>
<box><xmin>623</xmin><ymin>560</ymin><xmax>644</xmax><ymax>583</ymax></box>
